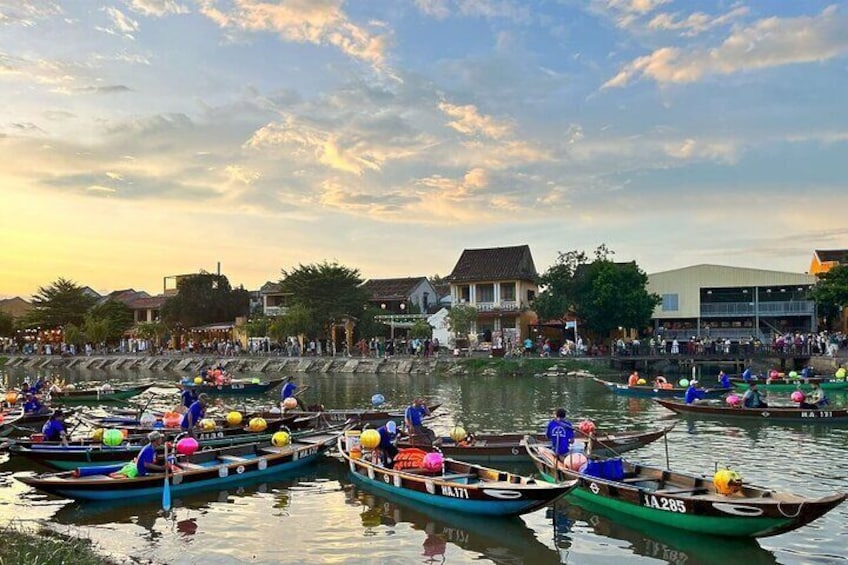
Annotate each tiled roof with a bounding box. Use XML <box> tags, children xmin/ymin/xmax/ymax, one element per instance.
<box><xmin>815</xmin><ymin>249</ymin><xmax>848</xmax><ymax>263</ymax></box>
<box><xmin>260</xmin><ymin>281</ymin><xmax>284</xmax><ymax>294</ymax></box>
<box><xmin>446</xmin><ymin>245</ymin><xmax>537</xmax><ymax>283</ymax></box>
<box><xmin>100</xmin><ymin>289</ymin><xmax>151</xmax><ymax>306</ymax></box>
<box><xmin>0</xmin><ymin>297</ymin><xmax>32</xmax><ymax>319</ymax></box>
<box><xmin>127</xmin><ymin>295</ymin><xmax>167</xmax><ymax>309</ymax></box>
<box><xmin>362</xmin><ymin>277</ymin><xmax>427</xmax><ymax>300</ymax></box>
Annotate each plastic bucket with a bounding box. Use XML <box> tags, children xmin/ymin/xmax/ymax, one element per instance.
<box><xmin>345</xmin><ymin>430</ymin><xmax>361</xmax><ymax>452</ymax></box>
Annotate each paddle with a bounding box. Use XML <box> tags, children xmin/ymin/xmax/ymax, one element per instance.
<box><xmin>162</xmin><ymin>440</ymin><xmax>172</xmax><ymax>512</ymax></box>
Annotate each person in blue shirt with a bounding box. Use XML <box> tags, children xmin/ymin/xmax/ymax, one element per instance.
<box><xmin>182</xmin><ymin>394</ymin><xmax>210</xmax><ymax>435</ymax></box>
<box><xmin>546</xmin><ymin>408</ymin><xmax>574</xmax><ymax>455</ymax></box>
<box><xmin>404</xmin><ymin>397</ymin><xmax>434</xmax><ymax>444</ymax></box>
<box><xmin>23</xmin><ymin>393</ymin><xmax>44</xmax><ymax>414</ymax></box>
<box><xmin>685</xmin><ymin>381</ymin><xmax>706</xmax><ymax>405</ymax></box>
<box><xmin>718</xmin><ymin>371</ymin><xmax>731</xmax><ymax>389</ymax></box>
<box><xmin>280</xmin><ymin>376</ymin><xmax>306</xmax><ymax>410</ymax></box>
<box><xmin>375</xmin><ymin>420</ymin><xmax>399</xmax><ymax>466</ymax></box>
<box><xmin>741</xmin><ymin>368</ymin><xmax>753</xmax><ymax>382</ymax></box>
<box><xmin>181</xmin><ymin>387</ymin><xmax>198</xmax><ymax>409</ymax></box>
<box><xmin>111</xmin><ymin>431</ymin><xmax>168</xmax><ymax>479</ymax></box>
<box><xmin>41</xmin><ymin>410</ymin><xmax>69</xmax><ymax>445</ymax></box>
<box><xmin>800</xmin><ymin>381</ymin><xmax>828</xmax><ymax>409</ymax></box>
<box><xmin>742</xmin><ymin>382</ymin><xmax>768</xmax><ymax>408</ymax></box>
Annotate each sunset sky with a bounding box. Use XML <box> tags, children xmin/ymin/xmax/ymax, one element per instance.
<box><xmin>2</xmin><ymin>1</ymin><xmax>847</xmax><ymax>298</ymax></box>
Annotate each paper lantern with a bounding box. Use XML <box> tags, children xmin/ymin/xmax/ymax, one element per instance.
<box><xmin>272</xmin><ymin>431</ymin><xmax>291</xmax><ymax>447</ymax></box>
<box><xmin>251</xmin><ymin>378</ymin><xmax>260</xmax><ymax>384</ymax></box>
<box><xmin>193</xmin><ymin>377</ymin><xmax>203</xmax><ymax>385</ymax></box>
<box><xmin>5</xmin><ymin>392</ymin><xmax>18</xmax><ymax>405</ymax></box>
<box><xmin>790</xmin><ymin>390</ymin><xmax>805</xmax><ymax>403</ymax></box>
<box><xmin>422</xmin><ymin>452</ymin><xmax>444</xmax><ymax>472</ymax></box>
<box><xmin>371</xmin><ymin>393</ymin><xmax>385</xmax><ymax>407</ymax></box>
<box><xmin>163</xmin><ymin>412</ymin><xmax>182</xmax><ymax>428</ymax></box>
<box><xmin>249</xmin><ymin>417</ymin><xmax>267</xmax><ymax>432</ymax></box>
<box><xmin>726</xmin><ymin>394</ymin><xmax>741</xmax><ymax>407</ymax></box>
<box><xmin>678</xmin><ymin>379</ymin><xmax>689</xmax><ymax>387</ymax></box>
<box><xmin>449</xmin><ymin>426</ymin><xmax>467</xmax><ymax>443</ymax></box>
<box><xmin>226</xmin><ymin>411</ymin><xmax>243</xmax><ymax>426</ymax></box>
<box><xmin>578</xmin><ymin>420</ymin><xmax>596</xmax><ymax>435</ymax></box>
<box><xmin>139</xmin><ymin>412</ymin><xmax>156</xmax><ymax>427</ymax></box>
<box><xmin>360</xmin><ymin>429</ymin><xmax>381</xmax><ymax>449</ymax></box>
<box><xmin>788</xmin><ymin>371</ymin><xmax>799</xmax><ymax>379</ymax></box>
<box><xmin>636</xmin><ymin>378</ymin><xmax>646</xmax><ymax>385</ymax></box>
<box><xmin>713</xmin><ymin>468</ymin><xmax>743</xmax><ymax>495</ymax></box>
<box><xmin>562</xmin><ymin>453</ymin><xmax>588</xmax><ymax>471</ymax></box>
<box><xmin>769</xmin><ymin>370</ymin><xmax>779</xmax><ymax>379</ymax></box>
<box><xmin>199</xmin><ymin>418</ymin><xmax>216</xmax><ymax>431</ymax></box>
<box><xmin>91</xmin><ymin>428</ymin><xmax>104</xmax><ymax>442</ymax></box>
<box><xmin>103</xmin><ymin>429</ymin><xmax>123</xmax><ymax>447</ymax></box>
<box><xmin>176</xmin><ymin>437</ymin><xmax>199</xmax><ymax>456</ymax></box>
<box><xmin>282</xmin><ymin>397</ymin><xmax>298</xmax><ymax>410</ymax></box>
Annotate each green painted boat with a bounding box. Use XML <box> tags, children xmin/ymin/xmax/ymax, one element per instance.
<box><xmin>525</xmin><ymin>437</ymin><xmax>845</xmax><ymax>538</ymax></box>
<box><xmin>47</xmin><ymin>383</ymin><xmax>155</xmax><ymax>403</ymax></box>
<box><xmin>730</xmin><ymin>378</ymin><xmax>848</xmax><ymax>392</ymax></box>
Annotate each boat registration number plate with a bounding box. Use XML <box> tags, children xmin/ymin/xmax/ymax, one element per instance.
<box><xmin>642</xmin><ymin>494</ymin><xmax>686</xmax><ymax>513</ymax></box>
<box><xmin>801</xmin><ymin>411</ymin><xmax>833</xmax><ymax>418</ymax></box>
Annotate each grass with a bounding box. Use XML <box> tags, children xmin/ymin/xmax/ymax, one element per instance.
<box><xmin>0</xmin><ymin>522</ymin><xmax>121</xmax><ymax>565</ymax></box>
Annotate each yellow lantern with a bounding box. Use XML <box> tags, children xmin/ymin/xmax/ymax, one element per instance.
<box><xmin>200</xmin><ymin>418</ymin><xmax>216</xmax><ymax>431</ymax></box>
<box><xmin>91</xmin><ymin>428</ymin><xmax>105</xmax><ymax>442</ymax></box>
<box><xmin>249</xmin><ymin>417</ymin><xmax>267</xmax><ymax>432</ymax></box>
<box><xmin>5</xmin><ymin>391</ymin><xmax>17</xmax><ymax>405</ymax></box>
<box><xmin>360</xmin><ymin>429</ymin><xmax>381</xmax><ymax>449</ymax></box>
<box><xmin>226</xmin><ymin>411</ymin><xmax>243</xmax><ymax>426</ymax></box>
<box><xmin>449</xmin><ymin>426</ymin><xmax>467</xmax><ymax>443</ymax></box>
<box><xmin>193</xmin><ymin>377</ymin><xmax>203</xmax><ymax>385</ymax></box>
<box><xmin>272</xmin><ymin>431</ymin><xmax>291</xmax><ymax>447</ymax></box>
<box><xmin>713</xmin><ymin>468</ymin><xmax>743</xmax><ymax>495</ymax></box>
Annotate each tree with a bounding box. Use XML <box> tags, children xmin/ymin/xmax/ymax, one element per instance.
<box><xmin>409</xmin><ymin>319</ymin><xmax>432</xmax><ymax>339</ymax></box>
<box><xmin>82</xmin><ymin>314</ymin><xmax>111</xmax><ymax>349</ymax></box>
<box><xmin>0</xmin><ymin>311</ymin><xmax>13</xmax><ymax>337</ymax></box>
<box><xmin>135</xmin><ymin>322</ymin><xmax>169</xmax><ymax>347</ymax></box>
<box><xmin>269</xmin><ymin>304</ymin><xmax>318</xmax><ymax>342</ymax></box>
<box><xmin>810</xmin><ymin>264</ymin><xmax>848</xmax><ymax>330</ymax></box>
<box><xmin>245</xmin><ymin>316</ymin><xmax>271</xmax><ymax>338</ymax></box>
<box><xmin>534</xmin><ymin>246</ymin><xmax>659</xmax><ymax>339</ymax></box>
<box><xmin>447</xmin><ymin>304</ymin><xmax>478</xmax><ymax>338</ymax></box>
<box><xmin>279</xmin><ymin>261</ymin><xmax>368</xmax><ymax>337</ymax></box>
<box><xmin>24</xmin><ymin>277</ymin><xmax>97</xmax><ymax>329</ymax></box>
<box><xmin>62</xmin><ymin>323</ymin><xmax>84</xmax><ymax>347</ymax></box>
<box><xmin>355</xmin><ymin>306</ymin><xmax>388</xmax><ymax>340</ymax></box>
<box><xmin>87</xmin><ymin>299</ymin><xmax>134</xmax><ymax>343</ymax></box>
<box><xmin>161</xmin><ymin>274</ymin><xmax>250</xmax><ymax>328</ymax></box>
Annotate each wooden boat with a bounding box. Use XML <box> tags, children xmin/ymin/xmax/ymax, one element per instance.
<box><xmin>730</xmin><ymin>378</ymin><xmax>848</xmax><ymax>392</ymax></box>
<box><xmin>593</xmin><ymin>378</ymin><xmax>732</xmax><ymax>398</ymax></box>
<box><xmin>46</xmin><ymin>383</ymin><xmax>155</xmax><ymax>403</ymax></box>
<box><xmin>397</xmin><ymin>426</ymin><xmax>673</xmax><ymax>464</ymax></box>
<box><xmin>260</xmin><ymin>403</ymin><xmax>442</xmax><ymax>427</ymax></box>
<box><xmin>17</xmin><ymin>429</ymin><xmax>339</xmax><ymax>502</ymax></box>
<box><xmin>178</xmin><ymin>378</ymin><xmax>285</xmax><ymax>395</ymax></box>
<box><xmin>9</xmin><ymin>424</ymin><xmax>337</xmax><ymax>471</ymax></box>
<box><xmin>655</xmin><ymin>398</ymin><xmax>848</xmax><ymax>423</ymax></box>
<box><xmin>0</xmin><ymin>409</ymin><xmax>58</xmax><ymax>438</ymax></box>
<box><xmin>337</xmin><ymin>435</ymin><xmax>576</xmax><ymax>517</ymax></box>
<box><xmin>525</xmin><ymin>437</ymin><xmax>846</xmax><ymax>538</ymax></box>
<box><xmin>81</xmin><ymin>411</ymin><xmax>319</xmax><ymax>433</ymax></box>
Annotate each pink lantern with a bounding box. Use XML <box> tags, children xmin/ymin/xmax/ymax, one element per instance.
<box><xmin>562</xmin><ymin>453</ymin><xmax>588</xmax><ymax>471</ymax></box>
<box><xmin>726</xmin><ymin>394</ymin><xmax>741</xmax><ymax>407</ymax></box>
<box><xmin>769</xmin><ymin>370</ymin><xmax>779</xmax><ymax>380</ymax></box>
<box><xmin>578</xmin><ymin>419</ymin><xmax>596</xmax><ymax>435</ymax></box>
<box><xmin>790</xmin><ymin>390</ymin><xmax>805</xmax><ymax>403</ymax></box>
<box><xmin>422</xmin><ymin>452</ymin><xmax>444</xmax><ymax>472</ymax></box>
<box><xmin>176</xmin><ymin>437</ymin><xmax>199</xmax><ymax>456</ymax></box>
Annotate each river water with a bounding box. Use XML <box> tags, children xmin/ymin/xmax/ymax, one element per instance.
<box><xmin>1</xmin><ymin>366</ymin><xmax>846</xmax><ymax>565</ymax></box>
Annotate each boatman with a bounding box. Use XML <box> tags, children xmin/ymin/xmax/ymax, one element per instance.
<box><xmin>628</xmin><ymin>371</ymin><xmax>640</xmax><ymax>386</ymax></box>
<box><xmin>684</xmin><ymin>381</ymin><xmax>707</xmax><ymax>405</ymax></box>
<box><xmin>801</xmin><ymin>380</ymin><xmax>828</xmax><ymax>409</ymax></box>
<box><xmin>280</xmin><ymin>376</ymin><xmax>306</xmax><ymax>410</ymax></box>
<box><xmin>741</xmin><ymin>367</ymin><xmax>753</xmax><ymax>382</ymax></box>
<box><xmin>742</xmin><ymin>382</ymin><xmax>768</xmax><ymax>408</ymax></box>
<box><xmin>180</xmin><ymin>386</ymin><xmax>198</xmax><ymax>409</ymax></box>
<box><xmin>182</xmin><ymin>393</ymin><xmax>210</xmax><ymax>436</ymax></box>
<box><xmin>405</xmin><ymin>397</ymin><xmax>434</xmax><ymax>445</ymax></box>
<box><xmin>23</xmin><ymin>392</ymin><xmax>44</xmax><ymax>414</ymax></box>
<box><xmin>41</xmin><ymin>410</ymin><xmax>69</xmax><ymax>446</ymax></box>
<box><xmin>718</xmin><ymin>371</ymin><xmax>731</xmax><ymax>389</ymax></box>
<box><xmin>546</xmin><ymin>408</ymin><xmax>574</xmax><ymax>456</ymax></box>
<box><xmin>110</xmin><ymin>431</ymin><xmax>170</xmax><ymax>479</ymax></box>
<box><xmin>375</xmin><ymin>420</ymin><xmax>399</xmax><ymax>467</ymax></box>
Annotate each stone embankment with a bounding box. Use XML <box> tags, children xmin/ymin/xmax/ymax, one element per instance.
<box><xmin>2</xmin><ymin>355</ymin><xmax>462</xmax><ymax>375</ymax></box>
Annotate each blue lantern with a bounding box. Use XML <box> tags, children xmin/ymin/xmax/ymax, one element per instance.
<box><xmin>371</xmin><ymin>393</ymin><xmax>385</xmax><ymax>407</ymax></box>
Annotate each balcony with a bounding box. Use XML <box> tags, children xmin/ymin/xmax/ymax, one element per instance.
<box><xmin>263</xmin><ymin>306</ymin><xmax>289</xmax><ymax>317</ymax></box>
<box><xmin>474</xmin><ymin>301</ymin><xmax>521</xmax><ymax>312</ymax></box>
<box><xmin>700</xmin><ymin>300</ymin><xmax>815</xmax><ymax>317</ymax></box>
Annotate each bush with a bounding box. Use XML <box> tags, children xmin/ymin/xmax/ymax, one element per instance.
<box><xmin>0</xmin><ymin>522</ymin><xmax>119</xmax><ymax>565</ymax></box>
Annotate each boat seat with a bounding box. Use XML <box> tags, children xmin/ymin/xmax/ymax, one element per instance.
<box><xmin>218</xmin><ymin>455</ymin><xmax>250</xmax><ymax>463</ymax></box>
<box><xmin>179</xmin><ymin>463</ymin><xmax>205</xmax><ymax>470</ymax></box>
<box><xmin>439</xmin><ymin>473</ymin><xmax>476</xmax><ymax>481</ymax></box>
<box><xmin>620</xmin><ymin>477</ymin><xmax>649</xmax><ymax>483</ymax></box>
<box><xmin>654</xmin><ymin>487</ymin><xmax>709</xmax><ymax>495</ymax></box>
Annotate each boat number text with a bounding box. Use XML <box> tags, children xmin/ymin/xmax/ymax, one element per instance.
<box><xmin>801</xmin><ymin>411</ymin><xmax>832</xmax><ymax>418</ymax></box>
<box><xmin>294</xmin><ymin>446</ymin><xmax>319</xmax><ymax>460</ymax></box>
<box><xmin>198</xmin><ymin>432</ymin><xmax>225</xmax><ymax>440</ymax></box>
<box><xmin>643</xmin><ymin>494</ymin><xmax>686</xmax><ymax>513</ymax></box>
<box><xmin>440</xmin><ymin>485</ymin><xmax>469</xmax><ymax>499</ymax></box>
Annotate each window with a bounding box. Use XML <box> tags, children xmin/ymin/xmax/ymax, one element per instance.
<box><xmin>500</xmin><ymin>282</ymin><xmax>515</xmax><ymax>301</ymax></box>
<box><xmin>527</xmin><ymin>289</ymin><xmax>535</xmax><ymax>302</ymax></box>
<box><xmin>662</xmin><ymin>294</ymin><xmax>679</xmax><ymax>312</ymax></box>
<box><xmin>459</xmin><ymin>285</ymin><xmax>470</xmax><ymax>303</ymax></box>
<box><xmin>477</xmin><ymin>283</ymin><xmax>494</xmax><ymax>302</ymax></box>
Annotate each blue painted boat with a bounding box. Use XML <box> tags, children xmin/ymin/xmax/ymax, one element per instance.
<box><xmin>336</xmin><ymin>436</ymin><xmax>576</xmax><ymax>517</ymax></box>
<box><xmin>17</xmin><ymin>429</ymin><xmax>339</xmax><ymax>502</ymax></box>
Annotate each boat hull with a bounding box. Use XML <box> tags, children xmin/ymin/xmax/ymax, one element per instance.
<box><xmin>48</xmin><ymin>384</ymin><xmax>154</xmax><ymax>403</ymax></box>
<box><xmin>594</xmin><ymin>378</ymin><xmax>731</xmax><ymax>398</ymax></box>
<box><xmin>180</xmin><ymin>379</ymin><xmax>284</xmax><ymax>395</ymax></box>
<box><xmin>655</xmin><ymin>399</ymin><xmax>848</xmax><ymax>423</ymax></box>
<box><xmin>730</xmin><ymin>378</ymin><xmax>848</xmax><ymax>392</ymax></box>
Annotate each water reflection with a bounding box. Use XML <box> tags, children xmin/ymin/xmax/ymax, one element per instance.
<box><xmin>553</xmin><ymin>500</ymin><xmax>777</xmax><ymax>565</ymax></box>
<box><xmin>345</xmin><ymin>481</ymin><xmax>562</xmax><ymax>565</ymax></box>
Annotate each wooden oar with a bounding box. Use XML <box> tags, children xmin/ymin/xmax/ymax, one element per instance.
<box><xmin>162</xmin><ymin>440</ymin><xmax>172</xmax><ymax>512</ymax></box>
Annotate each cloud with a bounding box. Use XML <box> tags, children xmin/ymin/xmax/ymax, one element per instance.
<box><xmin>605</xmin><ymin>5</ymin><xmax>848</xmax><ymax>87</ymax></box>
<box><xmin>414</xmin><ymin>0</ymin><xmax>531</xmax><ymax>22</ymax></box>
<box><xmin>87</xmin><ymin>185</ymin><xmax>117</xmax><ymax>193</ymax></box>
<box><xmin>592</xmin><ymin>0</ymin><xmax>670</xmax><ymax>29</ymax></box>
<box><xmin>72</xmin><ymin>84</ymin><xmax>133</xmax><ymax>94</ymax></box>
<box><xmin>125</xmin><ymin>0</ymin><xmax>189</xmax><ymax>17</ymax></box>
<box><xmin>197</xmin><ymin>0</ymin><xmax>388</xmax><ymax>68</ymax></box>
<box><xmin>647</xmin><ymin>6</ymin><xmax>749</xmax><ymax>37</ymax></box>
<box><xmin>0</xmin><ymin>1</ymin><xmax>62</xmax><ymax>27</ymax></box>
<box><xmin>438</xmin><ymin>102</ymin><xmax>513</xmax><ymax>139</ymax></box>
<box><xmin>98</xmin><ymin>7</ymin><xmax>139</xmax><ymax>39</ymax></box>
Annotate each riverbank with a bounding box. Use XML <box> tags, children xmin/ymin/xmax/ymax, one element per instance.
<box><xmin>0</xmin><ymin>353</ymin><xmax>610</xmax><ymax>376</ymax></box>
<box><xmin>1</xmin><ymin>522</ymin><xmax>120</xmax><ymax>565</ymax></box>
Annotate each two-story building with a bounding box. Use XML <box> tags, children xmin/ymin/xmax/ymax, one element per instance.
<box><xmin>361</xmin><ymin>277</ymin><xmax>438</xmax><ymax>314</ymax></box>
<box><xmin>259</xmin><ymin>281</ymin><xmax>291</xmax><ymax>317</ymax></box>
<box><xmin>445</xmin><ymin>245</ymin><xmax>538</xmax><ymax>345</ymax></box>
<box><xmin>647</xmin><ymin>264</ymin><xmax>816</xmax><ymax>343</ymax></box>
